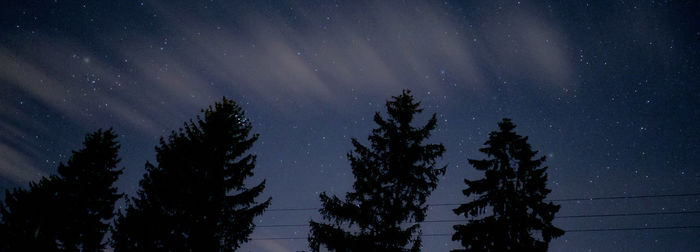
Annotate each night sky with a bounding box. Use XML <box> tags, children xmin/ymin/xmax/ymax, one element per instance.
<box><xmin>1</xmin><ymin>0</ymin><xmax>699</xmax><ymax>251</ymax></box>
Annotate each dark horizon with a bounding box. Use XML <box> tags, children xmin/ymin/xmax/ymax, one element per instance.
<box><xmin>1</xmin><ymin>1</ymin><xmax>699</xmax><ymax>251</ymax></box>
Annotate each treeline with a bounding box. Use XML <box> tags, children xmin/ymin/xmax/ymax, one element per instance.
<box><xmin>0</xmin><ymin>90</ymin><xmax>563</xmax><ymax>252</ymax></box>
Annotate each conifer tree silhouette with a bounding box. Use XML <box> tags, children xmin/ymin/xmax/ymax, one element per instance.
<box><xmin>112</xmin><ymin>97</ymin><xmax>270</xmax><ymax>252</ymax></box>
<box><xmin>452</xmin><ymin>118</ymin><xmax>564</xmax><ymax>252</ymax></box>
<box><xmin>0</xmin><ymin>129</ymin><xmax>123</xmax><ymax>252</ymax></box>
<box><xmin>308</xmin><ymin>90</ymin><xmax>446</xmax><ymax>252</ymax></box>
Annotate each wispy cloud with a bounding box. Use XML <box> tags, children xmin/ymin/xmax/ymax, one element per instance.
<box><xmin>134</xmin><ymin>0</ymin><xmax>573</xmax><ymax>102</ymax></box>
<box><xmin>0</xmin><ymin>42</ymin><xmax>163</xmax><ymax>134</ymax></box>
<box><xmin>253</xmin><ymin>239</ymin><xmax>293</xmax><ymax>252</ymax></box>
<box><xmin>0</xmin><ymin>143</ymin><xmax>44</xmax><ymax>183</ymax></box>
<box><xmin>0</xmin><ymin>0</ymin><xmax>575</xmax><ymax>183</ymax></box>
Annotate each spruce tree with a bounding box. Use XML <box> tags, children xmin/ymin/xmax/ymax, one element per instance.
<box><xmin>112</xmin><ymin>97</ymin><xmax>270</xmax><ymax>252</ymax></box>
<box><xmin>309</xmin><ymin>90</ymin><xmax>446</xmax><ymax>252</ymax></box>
<box><xmin>0</xmin><ymin>129</ymin><xmax>123</xmax><ymax>251</ymax></box>
<box><xmin>452</xmin><ymin>118</ymin><xmax>564</xmax><ymax>251</ymax></box>
<box><xmin>0</xmin><ymin>177</ymin><xmax>63</xmax><ymax>251</ymax></box>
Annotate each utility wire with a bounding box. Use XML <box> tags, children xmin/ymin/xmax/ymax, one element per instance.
<box><xmin>252</xmin><ymin>193</ymin><xmax>700</xmax><ymax>242</ymax></box>
<box><xmin>267</xmin><ymin>207</ymin><xmax>319</xmax><ymax>212</ymax></box>
<box><xmin>565</xmin><ymin>226</ymin><xmax>700</xmax><ymax>232</ymax></box>
<box><xmin>250</xmin><ymin>225</ymin><xmax>700</xmax><ymax>240</ymax></box>
<box><xmin>256</xmin><ymin>210</ymin><xmax>700</xmax><ymax>228</ymax></box>
<box><xmin>423</xmin><ymin>192</ymin><xmax>700</xmax><ymax>207</ymax></box>
<box><xmin>549</xmin><ymin>192</ymin><xmax>700</xmax><ymax>202</ymax></box>
<box><xmin>556</xmin><ymin>210</ymin><xmax>700</xmax><ymax>219</ymax></box>
<box><xmin>266</xmin><ymin>192</ymin><xmax>700</xmax><ymax>212</ymax></box>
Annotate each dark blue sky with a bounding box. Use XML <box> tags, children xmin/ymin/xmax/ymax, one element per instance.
<box><xmin>1</xmin><ymin>0</ymin><xmax>699</xmax><ymax>251</ymax></box>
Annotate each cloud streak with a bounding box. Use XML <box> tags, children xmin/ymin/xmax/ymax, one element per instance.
<box><xmin>0</xmin><ymin>143</ymin><xmax>44</xmax><ymax>183</ymax></box>
<box><xmin>0</xmin><ymin>0</ymin><xmax>575</xmax><ymax>187</ymax></box>
<box><xmin>134</xmin><ymin>0</ymin><xmax>574</xmax><ymax>105</ymax></box>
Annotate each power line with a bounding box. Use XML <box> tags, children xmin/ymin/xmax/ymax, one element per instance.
<box><xmin>424</xmin><ymin>192</ymin><xmax>700</xmax><ymax>207</ymax></box>
<box><xmin>267</xmin><ymin>207</ymin><xmax>318</xmax><ymax>212</ymax></box>
<box><xmin>557</xmin><ymin>210</ymin><xmax>700</xmax><ymax>219</ymax></box>
<box><xmin>266</xmin><ymin>192</ymin><xmax>700</xmax><ymax>212</ymax></box>
<box><xmin>258</xmin><ymin>223</ymin><xmax>308</xmax><ymax>228</ymax></box>
<box><xmin>251</xmin><ymin>193</ymin><xmax>700</xmax><ymax>243</ymax></box>
<box><xmin>256</xmin><ymin>210</ymin><xmax>700</xmax><ymax>228</ymax></box>
<box><xmin>550</xmin><ymin>192</ymin><xmax>700</xmax><ymax>202</ymax></box>
<box><xmin>566</xmin><ymin>225</ymin><xmax>700</xmax><ymax>232</ymax></box>
<box><xmin>250</xmin><ymin>225</ymin><xmax>700</xmax><ymax>240</ymax></box>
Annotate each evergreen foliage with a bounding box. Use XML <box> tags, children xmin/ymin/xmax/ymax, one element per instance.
<box><xmin>0</xmin><ymin>129</ymin><xmax>123</xmax><ymax>251</ymax></box>
<box><xmin>112</xmin><ymin>97</ymin><xmax>270</xmax><ymax>252</ymax></box>
<box><xmin>452</xmin><ymin>118</ymin><xmax>564</xmax><ymax>252</ymax></box>
<box><xmin>309</xmin><ymin>90</ymin><xmax>446</xmax><ymax>252</ymax></box>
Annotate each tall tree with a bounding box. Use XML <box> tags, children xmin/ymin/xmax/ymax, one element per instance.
<box><xmin>0</xmin><ymin>129</ymin><xmax>123</xmax><ymax>251</ymax></box>
<box><xmin>112</xmin><ymin>97</ymin><xmax>271</xmax><ymax>252</ymax></box>
<box><xmin>452</xmin><ymin>118</ymin><xmax>564</xmax><ymax>251</ymax></box>
<box><xmin>309</xmin><ymin>90</ymin><xmax>446</xmax><ymax>252</ymax></box>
